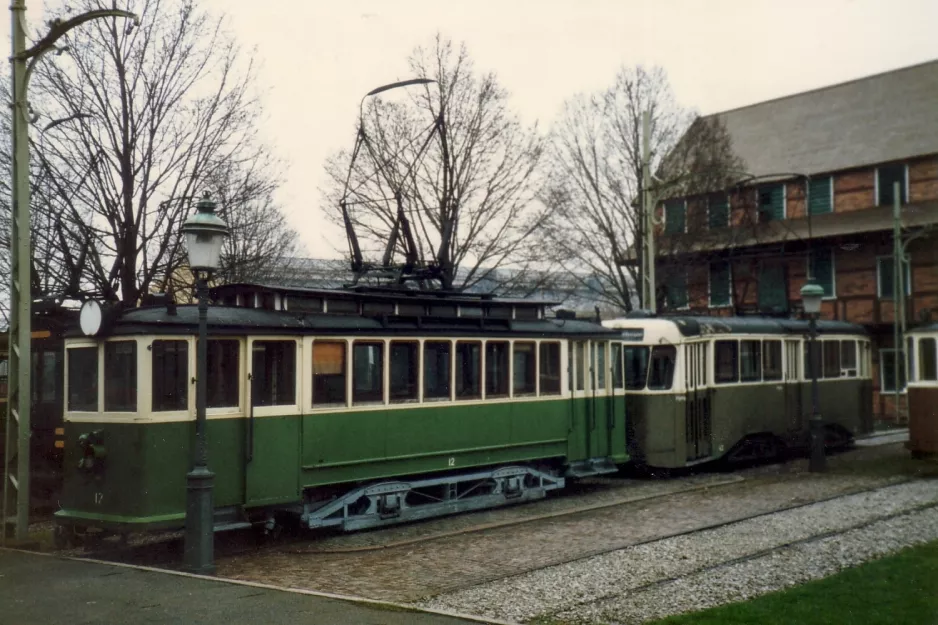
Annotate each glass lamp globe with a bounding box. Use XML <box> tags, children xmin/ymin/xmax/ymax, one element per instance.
<box><xmin>800</xmin><ymin>280</ymin><xmax>824</xmax><ymax>315</ymax></box>
<box><xmin>181</xmin><ymin>192</ymin><xmax>229</xmax><ymax>272</ymax></box>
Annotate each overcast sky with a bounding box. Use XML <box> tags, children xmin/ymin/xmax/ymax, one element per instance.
<box><xmin>21</xmin><ymin>0</ymin><xmax>938</xmax><ymax>258</ymax></box>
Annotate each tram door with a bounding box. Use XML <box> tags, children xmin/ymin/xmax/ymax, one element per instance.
<box><xmin>245</xmin><ymin>339</ymin><xmax>301</xmax><ymax>507</ymax></box>
<box><xmin>783</xmin><ymin>339</ymin><xmax>803</xmax><ymax>436</ymax></box>
<box><xmin>590</xmin><ymin>340</ymin><xmax>614</xmax><ymax>459</ymax></box>
<box><xmin>685</xmin><ymin>341</ymin><xmax>712</xmax><ymax>462</ymax></box>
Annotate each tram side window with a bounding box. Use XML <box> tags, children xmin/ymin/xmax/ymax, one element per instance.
<box><xmin>624</xmin><ymin>346</ymin><xmax>649</xmax><ymax>390</ymax></box>
<box><xmin>648</xmin><ymin>346</ymin><xmax>677</xmax><ymax>390</ymax></box>
<box><xmin>424</xmin><ymin>341</ymin><xmax>451</xmax><ymax>400</ymax></box>
<box><xmin>596</xmin><ymin>342</ymin><xmax>607</xmax><ymax>390</ymax></box>
<box><xmin>389</xmin><ymin>341</ymin><xmax>418</xmax><ymax>403</ymax></box>
<box><xmin>574</xmin><ymin>342</ymin><xmax>587</xmax><ymax>391</ymax></box>
<box><xmin>152</xmin><ymin>340</ymin><xmax>188</xmax><ymax>411</ymax></box>
<box><xmin>207</xmin><ymin>340</ymin><xmax>240</xmax><ymax>408</ymax></box>
<box><xmin>823</xmin><ymin>341</ymin><xmax>841</xmax><ymax>378</ymax></box>
<box><xmin>252</xmin><ymin>341</ymin><xmax>296</xmax><ymax>407</ymax></box>
<box><xmin>313</xmin><ymin>341</ymin><xmax>347</xmax><ymax>406</ymax></box>
<box><xmin>740</xmin><ymin>340</ymin><xmax>762</xmax><ymax>382</ymax></box>
<box><xmin>539</xmin><ymin>342</ymin><xmax>561</xmax><ymax>395</ymax></box>
<box><xmin>841</xmin><ymin>341</ymin><xmax>858</xmax><ymax>377</ymax></box>
<box><xmin>920</xmin><ymin>338</ymin><xmax>938</xmax><ymax>382</ymax></box>
<box><xmin>763</xmin><ymin>340</ymin><xmax>783</xmax><ymax>381</ymax></box>
<box><xmin>353</xmin><ymin>341</ymin><xmax>384</xmax><ymax>404</ymax></box>
<box><xmin>611</xmin><ymin>343</ymin><xmax>624</xmax><ymax>389</ymax></box>
<box><xmin>715</xmin><ymin>340</ymin><xmax>738</xmax><ymax>384</ymax></box>
<box><xmin>485</xmin><ymin>341</ymin><xmax>510</xmax><ymax>398</ymax></box>
<box><xmin>513</xmin><ymin>341</ymin><xmax>536</xmax><ymax>396</ymax></box>
<box><xmin>455</xmin><ymin>341</ymin><xmax>482</xmax><ymax>400</ymax></box>
<box><xmin>105</xmin><ymin>341</ymin><xmax>137</xmax><ymax>412</ymax></box>
<box><xmin>67</xmin><ymin>347</ymin><xmax>98</xmax><ymax>411</ymax></box>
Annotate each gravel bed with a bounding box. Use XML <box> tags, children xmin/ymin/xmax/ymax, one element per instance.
<box><xmin>416</xmin><ymin>479</ymin><xmax>938</xmax><ymax>624</ymax></box>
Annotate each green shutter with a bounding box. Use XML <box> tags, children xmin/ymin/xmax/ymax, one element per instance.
<box><xmin>708</xmin><ymin>196</ymin><xmax>729</xmax><ymax>229</ymax></box>
<box><xmin>878</xmin><ymin>257</ymin><xmax>910</xmax><ymax>299</ymax></box>
<box><xmin>666</xmin><ymin>272</ymin><xmax>688</xmax><ymax>309</ymax></box>
<box><xmin>709</xmin><ymin>262</ymin><xmax>731</xmax><ymax>307</ymax></box>
<box><xmin>877</xmin><ymin>164</ymin><xmax>906</xmax><ymax>206</ymax></box>
<box><xmin>808</xmin><ymin>177</ymin><xmax>832</xmax><ymax>215</ymax></box>
<box><xmin>758</xmin><ymin>264</ymin><xmax>788</xmax><ymax>313</ymax></box>
<box><xmin>809</xmin><ymin>249</ymin><xmax>834</xmax><ymax>297</ymax></box>
<box><xmin>758</xmin><ymin>185</ymin><xmax>785</xmax><ymax>221</ymax></box>
<box><xmin>665</xmin><ymin>200</ymin><xmax>686</xmax><ymax>234</ymax></box>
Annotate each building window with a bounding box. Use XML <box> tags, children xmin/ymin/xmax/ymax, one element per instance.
<box><xmin>207</xmin><ymin>340</ymin><xmax>240</xmax><ymax>408</ymax></box>
<box><xmin>352</xmin><ymin>341</ymin><xmax>384</xmax><ymax>404</ymax></box>
<box><xmin>648</xmin><ymin>346</ymin><xmax>676</xmax><ymax>390</ymax></box>
<box><xmin>708</xmin><ymin>195</ymin><xmax>730</xmax><ymax>229</ymax></box>
<box><xmin>876</xmin><ymin>256</ymin><xmax>911</xmax><ymax>299</ymax></box>
<box><xmin>512</xmin><ymin>341</ymin><xmax>536</xmax><ymax>396</ymax></box>
<box><xmin>152</xmin><ymin>340</ymin><xmax>188</xmax><ymax>412</ymax></box>
<box><xmin>485</xmin><ymin>341</ymin><xmax>510</xmax><ymax>398</ymax></box>
<box><xmin>757</xmin><ymin>184</ymin><xmax>785</xmax><ymax>221</ymax></box>
<box><xmin>105</xmin><ymin>341</ymin><xmax>137</xmax><ymax>412</ymax></box>
<box><xmin>539</xmin><ymin>342</ymin><xmax>561</xmax><ymax>395</ymax></box>
<box><xmin>252</xmin><ymin>340</ymin><xmax>296</xmax><ymax>407</ymax></box>
<box><xmin>808</xmin><ymin>248</ymin><xmax>835</xmax><ymax>298</ymax></box>
<box><xmin>808</xmin><ymin>177</ymin><xmax>833</xmax><ymax>215</ymax></box>
<box><xmin>666</xmin><ymin>271</ymin><xmax>688</xmax><ymax>309</ymax></box>
<box><xmin>665</xmin><ymin>199</ymin><xmax>686</xmax><ymax>234</ymax></box>
<box><xmin>389</xmin><ymin>341</ymin><xmax>418</xmax><ymax>403</ymax></box>
<box><xmin>740</xmin><ymin>340</ymin><xmax>762</xmax><ymax>382</ymax></box>
<box><xmin>715</xmin><ymin>340</ymin><xmax>739</xmax><ymax>384</ymax></box>
<box><xmin>423</xmin><ymin>341</ymin><xmax>451</xmax><ymax>401</ymax></box>
<box><xmin>455</xmin><ymin>341</ymin><xmax>482</xmax><ymax>399</ymax></box>
<box><xmin>877</xmin><ymin>164</ymin><xmax>907</xmax><ymax>206</ymax></box>
<box><xmin>709</xmin><ymin>261</ymin><xmax>732</xmax><ymax>307</ymax></box>
<box><xmin>880</xmin><ymin>348</ymin><xmax>907</xmax><ymax>392</ymax></box>
<box><xmin>919</xmin><ymin>338</ymin><xmax>938</xmax><ymax>382</ymax></box>
<box><xmin>67</xmin><ymin>346</ymin><xmax>98</xmax><ymax>412</ymax></box>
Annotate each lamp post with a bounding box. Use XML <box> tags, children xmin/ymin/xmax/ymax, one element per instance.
<box><xmin>180</xmin><ymin>192</ymin><xmax>229</xmax><ymax>574</ymax></box>
<box><xmin>801</xmin><ymin>280</ymin><xmax>826</xmax><ymax>472</ymax></box>
<box><xmin>3</xmin><ymin>0</ymin><xmax>137</xmax><ymax>544</ymax></box>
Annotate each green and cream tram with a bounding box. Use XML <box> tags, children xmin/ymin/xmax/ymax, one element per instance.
<box><xmin>55</xmin><ymin>285</ymin><xmax>629</xmax><ymax>541</ymax></box>
<box><xmin>603</xmin><ymin>315</ymin><xmax>874</xmax><ymax>468</ymax></box>
<box><xmin>907</xmin><ymin>324</ymin><xmax>938</xmax><ymax>456</ymax></box>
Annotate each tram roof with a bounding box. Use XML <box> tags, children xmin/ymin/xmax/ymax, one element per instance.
<box><xmin>605</xmin><ymin>314</ymin><xmax>868</xmax><ymax>339</ymax></box>
<box><xmin>908</xmin><ymin>322</ymin><xmax>938</xmax><ymax>335</ymax></box>
<box><xmin>70</xmin><ymin>304</ymin><xmax>615</xmax><ymax>339</ymax></box>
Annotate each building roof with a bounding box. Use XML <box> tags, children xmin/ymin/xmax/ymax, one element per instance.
<box><xmin>710</xmin><ymin>60</ymin><xmax>938</xmax><ymax>177</ymax></box>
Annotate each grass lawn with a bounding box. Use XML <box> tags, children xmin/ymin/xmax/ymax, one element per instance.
<box><xmin>651</xmin><ymin>539</ymin><xmax>938</xmax><ymax>625</ymax></box>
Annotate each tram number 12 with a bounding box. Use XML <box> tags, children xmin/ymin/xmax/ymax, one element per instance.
<box><xmin>447</xmin><ymin>457</ymin><xmax>455</xmax><ymax>467</ymax></box>
<box><xmin>94</xmin><ymin>492</ymin><xmax>104</xmax><ymax>505</ymax></box>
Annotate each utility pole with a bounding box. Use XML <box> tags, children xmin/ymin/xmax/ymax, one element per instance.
<box><xmin>640</xmin><ymin>110</ymin><xmax>656</xmax><ymax>313</ymax></box>
<box><xmin>2</xmin><ymin>1</ymin><xmax>136</xmax><ymax>543</ymax></box>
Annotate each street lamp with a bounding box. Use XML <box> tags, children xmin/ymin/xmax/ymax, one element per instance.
<box><xmin>801</xmin><ymin>280</ymin><xmax>826</xmax><ymax>472</ymax></box>
<box><xmin>180</xmin><ymin>192</ymin><xmax>229</xmax><ymax>574</ymax></box>
<box><xmin>3</xmin><ymin>0</ymin><xmax>137</xmax><ymax>544</ymax></box>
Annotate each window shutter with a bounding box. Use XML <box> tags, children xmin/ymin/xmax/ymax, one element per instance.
<box><xmin>666</xmin><ymin>272</ymin><xmax>688</xmax><ymax>309</ymax></box>
<box><xmin>809</xmin><ymin>249</ymin><xmax>834</xmax><ymax>297</ymax></box>
<box><xmin>708</xmin><ymin>196</ymin><xmax>729</xmax><ymax>229</ymax></box>
<box><xmin>808</xmin><ymin>177</ymin><xmax>833</xmax><ymax>215</ymax></box>
<box><xmin>758</xmin><ymin>185</ymin><xmax>785</xmax><ymax>221</ymax></box>
<box><xmin>665</xmin><ymin>200</ymin><xmax>686</xmax><ymax>234</ymax></box>
<box><xmin>709</xmin><ymin>262</ymin><xmax>731</xmax><ymax>307</ymax></box>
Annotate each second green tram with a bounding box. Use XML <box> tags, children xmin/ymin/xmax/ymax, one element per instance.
<box><xmin>603</xmin><ymin>315</ymin><xmax>874</xmax><ymax>468</ymax></box>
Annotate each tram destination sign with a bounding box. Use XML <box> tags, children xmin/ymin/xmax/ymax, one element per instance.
<box><xmin>618</xmin><ymin>328</ymin><xmax>645</xmax><ymax>342</ymax></box>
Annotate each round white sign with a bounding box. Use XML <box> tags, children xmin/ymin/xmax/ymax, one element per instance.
<box><xmin>79</xmin><ymin>300</ymin><xmax>103</xmax><ymax>336</ymax></box>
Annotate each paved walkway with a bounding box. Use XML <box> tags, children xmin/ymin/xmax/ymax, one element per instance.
<box><xmin>0</xmin><ymin>549</ymin><xmax>499</xmax><ymax>625</ymax></box>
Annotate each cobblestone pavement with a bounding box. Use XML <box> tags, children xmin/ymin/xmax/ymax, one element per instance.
<box><xmin>215</xmin><ymin>444</ymin><xmax>915</xmax><ymax>603</ymax></box>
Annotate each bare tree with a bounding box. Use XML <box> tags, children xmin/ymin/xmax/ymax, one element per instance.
<box><xmin>14</xmin><ymin>0</ymin><xmax>279</xmax><ymax>307</ymax></box>
<box><xmin>322</xmin><ymin>35</ymin><xmax>547</xmax><ymax>293</ymax></box>
<box><xmin>541</xmin><ymin>66</ymin><xmax>745</xmax><ymax>313</ymax></box>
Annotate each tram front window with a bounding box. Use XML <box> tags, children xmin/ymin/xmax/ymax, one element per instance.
<box><xmin>624</xmin><ymin>346</ymin><xmax>649</xmax><ymax>390</ymax></box>
<box><xmin>648</xmin><ymin>346</ymin><xmax>677</xmax><ymax>390</ymax></box>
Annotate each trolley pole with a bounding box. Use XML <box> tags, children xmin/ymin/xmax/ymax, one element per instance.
<box><xmin>184</xmin><ymin>273</ymin><xmax>215</xmax><ymax>574</ymax></box>
<box><xmin>2</xmin><ymin>0</ymin><xmax>137</xmax><ymax>544</ymax></box>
